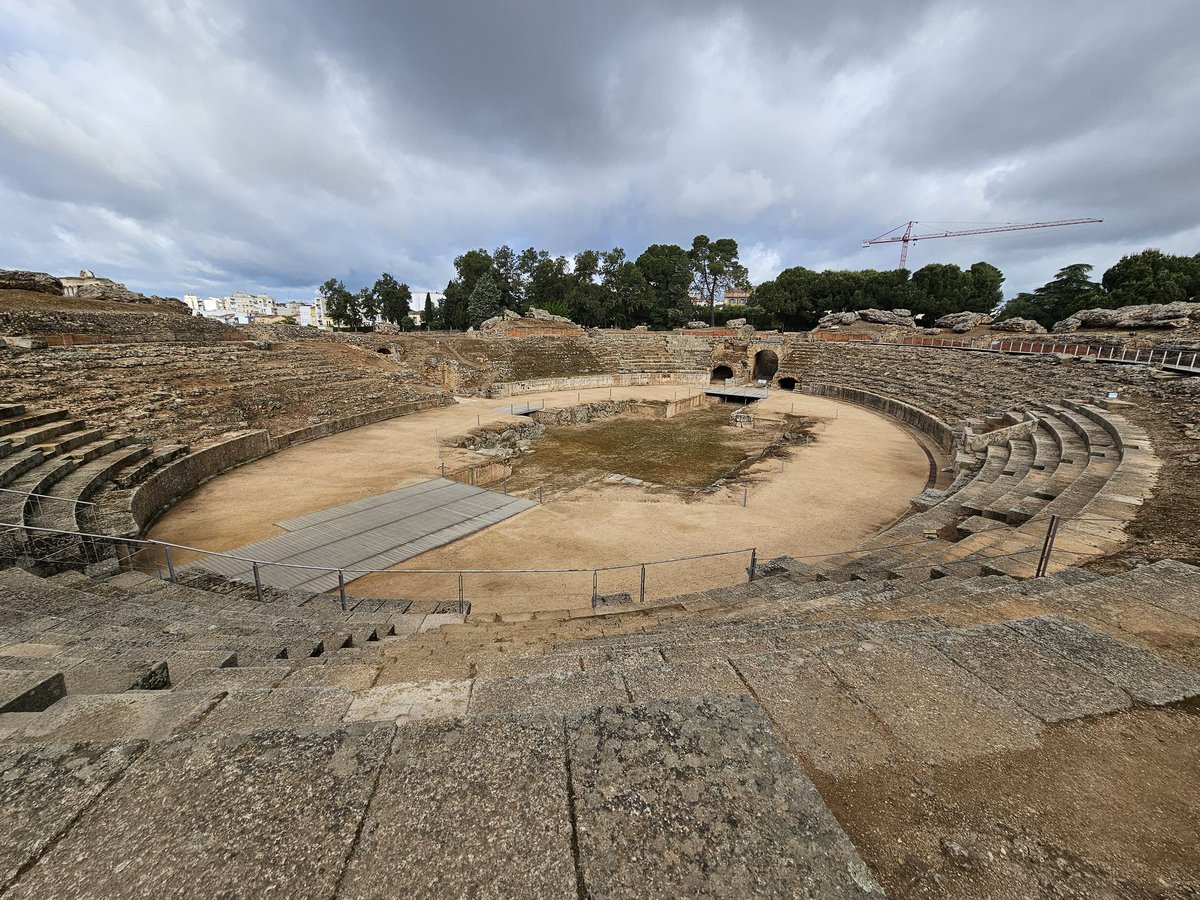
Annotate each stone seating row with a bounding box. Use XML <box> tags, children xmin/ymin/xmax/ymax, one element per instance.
<box><xmin>1</xmin><ymin>549</ymin><xmax>1197</xmax><ymax>894</ymax></box>
<box><xmin>0</xmin><ymin>405</ymin><xmax>189</xmax><ymax>560</ymax></box>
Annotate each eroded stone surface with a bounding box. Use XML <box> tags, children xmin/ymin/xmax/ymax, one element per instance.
<box><xmin>921</xmin><ymin>623</ymin><xmax>1132</xmax><ymax>723</ymax></box>
<box><xmin>824</xmin><ymin>639</ymin><xmax>1043</xmax><ymax>764</ymax></box>
<box><xmin>569</xmin><ymin>696</ymin><xmax>886</xmax><ymax>898</ymax></box>
<box><xmin>0</xmin><ymin>670</ymin><xmax>65</xmax><ymax>713</ymax></box>
<box><xmin>469</xmin><ymin>670</ymin><xmax>627</xmax><ymax>718</ymax></box>
<box><xmin>1007</xmin><ymin>615</ymin><xmax>1200</xmax><ymax>706</ymax></box>
<box><xmin>344</xmin><ymin>680</ymin><xmax>470</xmax><ymax>724</ymax></box>
<box><xmin>17</xmin><ymin>691</ymin><xmax>220</xmax><ymax>742</ymax></box>
<box><xmin>195</xmin><ymin>687</ymin><xmax>353</xmax><ymax>733</ymax></box>
<box><xmin>731</xmin><ymin>651</ymin><xmax>897</xmax><ymax>776</ymax></box>
<box><xmin>0</xmin><ymin>741</ymin><xmax>144</xmax><ymax>891</ymax></box>
<box><xmin>338</xmin><ymin>714</ymin><xmax>576</xmax><ymax>899</ymax></box>
<box><xmin>283</xmin><ymin>662</ymin><xmax>380</xmax><ymax>690</ymax></box>
<box><xmin>8</xmin><ymin>725</ymin><xmax>393</xmax><ymax>899</ymax></box>
<box><xmin>175</xmin><ymin>665</ymin><xmax>287</xmax><ymax>692</ymax></box>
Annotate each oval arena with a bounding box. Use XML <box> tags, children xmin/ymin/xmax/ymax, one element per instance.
<box><xmin>2</xmin><ymin>297</ymin><xmax>1200</xmax><ymax>897</ymax></box>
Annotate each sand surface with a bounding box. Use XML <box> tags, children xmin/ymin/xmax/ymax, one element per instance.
<box><xmin>149</xmin><ymin>385</ymin><xmax>933</xmax><ymax>613</ymax></box>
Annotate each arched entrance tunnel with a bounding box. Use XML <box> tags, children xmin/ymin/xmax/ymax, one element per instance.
<box><xmin>752</xmin><ymin>349</ymin><xmax>779</xmax><ymax>382</ymax></box>
<box><xmin>710</xmin><ymin>365</ymin><xmax>734</xmax><ymax>384</ymax></box>
<box><xmin>778</xmin><ymin>376</ymin><xmax>797</xmax><ymax>391</ymax></box>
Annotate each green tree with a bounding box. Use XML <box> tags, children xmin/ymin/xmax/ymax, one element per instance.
<box><xmin>467</xmin><ymin>272</ymin><xmax>502</xmax><ymax>328</ymax></box>
<box><xmin>908</xmin><ymin>263</ymin><xmax>971</xmax><ymax>319</ymax></box>
<box><xmin>372</xmin><ymin>273</ymin><xmax>412</xmax><ymax>325</ymax></box>
<box><xmin>525</xmin><ymin>254</ymin><xmax>570</xmax><ymax>314</ymax></box>
<box><xmin>635</xmin><ymin>244</ymin><xmax>692</xmax><ymax>329</ymax></box>
<box><xmin>319</xmin><ymin>278</ymin><xmax>359</xmax><ymax>328</ymax></box>
<box><xmin>996</xmin><ymin>263</ymin><xmax>1103</xmax><ymax>328</ymax></box>
<box><xmin>600</xmin><ymin>250</ymin><xmax>651</xmax><ymax>328</ymax></box>
<box><xmin>422</xmin><ymin>293</ymin><xmax>437</xmax><ymax>330</ymax></box>
<box><xmin>1101</xmin><ymin>249</ymin><xmax>1200</xmax><ymax>306</ymax></box>
<box><xmin>492</xmin><ymin>244</ymin><xmax>523</xmax><ymax>309</ymax></box>
<box><xmin>965</xmin><ymin>261</ymin><xmax>1005</xmax><ymax>313</ymax></box>
<box><xmin>688</xmin><ymin>235</ymin><xmax>750</xmax><ymax>326</ymax></box>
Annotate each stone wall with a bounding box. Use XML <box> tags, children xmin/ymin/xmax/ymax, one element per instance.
<box><xmin>1</xmin><ymin>307</ymin><xmax>241</xmax><ymax>344</ymax></box>
<box><xmin>130</xmin><ymin>430</ymin><xmax>272</xmax><ymax>531</ymax></box>
<box><xmin>130</xmin><ymin>396</ymin><xmax>452</xmax><ymax>532</ymax></box>
<box><xmin>490</xmin><ymin>371</ymin><xmax>708</xmax><ymax>399</ymax></box>
<box><xmin>802</xmin><ymin>382</ymin><xmax>957</xmax><ymax>455</ymax></box>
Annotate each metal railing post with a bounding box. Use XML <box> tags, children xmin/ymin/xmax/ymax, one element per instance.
<box><xmin>458</xmin><ymin>573</ymin><xmax>465</xmax><ymax>614</ymax></box>
<box><xmin>252</xmin><ymin>562</ymin><xmax>264</xmax><ymax>602</ymax></box>
<box><xmin>748</xmin><ymin>549</ymin><xmax>757</xmax><ymax>582</ymax></box>
<box><xmin>1035</xmin><ymin>515</ymin><xmax>1061</xmax><ymax>578</ymax></box>
<box><xmin>337</xmin><ymin>569</ymin><xmax>348</xmax><ymax>611</ymax></box>
<box><xmin>591</xmin><ymin>570</ymin><xmax>598</xmax><ymax>607</ymax></box>
<box><xmin>164</xmin><ymin>546</ymin><xmax>176</xmax><ymax>583</ymax></box>
<box><xmin>639</xmin><ymin>564</ymin><xmax>646</xmax><ymax>604</ymax></box>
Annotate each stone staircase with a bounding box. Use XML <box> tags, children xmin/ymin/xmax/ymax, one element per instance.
<box><xmin>0</xmin><ymin>405</ymin><xmax>188</xmax><ymax>559</ymax></box>
<box><xmin>1</xmin><ymin>551</ymin><xmax>1197</xmax><ymax>896</ymax></box>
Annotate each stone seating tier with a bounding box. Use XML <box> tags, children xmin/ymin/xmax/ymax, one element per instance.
<box><xmin>1</xmin><ymin>555</ymin><xmax>1198</xmax><ymax>896</ymax></box>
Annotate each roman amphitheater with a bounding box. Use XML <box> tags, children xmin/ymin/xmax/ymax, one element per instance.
<box><xmin>2</xmin><ymin>277</ymin><xmax>1199</xmax><ymax>898</ymax></box>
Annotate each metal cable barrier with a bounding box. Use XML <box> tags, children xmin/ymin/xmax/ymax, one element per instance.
<box><xmin>0</xmin><ymin>503</ymin><xmax>1080</xmax><ymax>615</ymax></box>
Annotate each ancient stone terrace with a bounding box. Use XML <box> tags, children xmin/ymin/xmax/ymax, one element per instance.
<box><xmin>1</xmin><ymin>552</ymin><xmax>1197</xmax><ymax>895</ymax></box>
<box><xmin>787</xmin><ymin>391</ymin><xmax>1159</xmax><ymax>582</ymax></box>
<box><xmin>0</xmin><ymin>404</ymin><xmax>187</xmax><ymax>558</ymax></box>
<box><xmin>1</xmin><ymin>341</ymin><xmax>433</xmax><ymax>445</ymax></box>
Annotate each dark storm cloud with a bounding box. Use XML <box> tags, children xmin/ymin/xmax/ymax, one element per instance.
<box><xmin>0</xmin><ymin>0</ymin><xmax>1196</xmax><ymax>299</ymax></box>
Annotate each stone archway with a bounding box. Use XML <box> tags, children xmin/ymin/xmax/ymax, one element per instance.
<box><xmin>751</xmin><ymin>350</ymin><xmax>779</xmax><ymax>382</ymax></box>
<box><xmin>710</xmin><ymin>365</ymin><xmax>734</xmax><ymax>384</ymax></box>
<box><xmin>778</xmin><ymin>376</ymin><xmax>797</xmax><ymax>391</ymax></box>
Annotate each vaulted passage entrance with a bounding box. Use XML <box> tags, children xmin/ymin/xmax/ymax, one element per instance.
<box><xmin>710</xmin><ymin>365</ymin><xmax>734</xmax><ymax>384</ymax></box>
<box><xmin>778</xmin><ymin>376</ymin><xmax>797</xmax><ymax>390</ymax></box>
<box><xmin>752</xmin><ymin>350</ymin><xmax>779</xmax><ymax>381</ymax></box>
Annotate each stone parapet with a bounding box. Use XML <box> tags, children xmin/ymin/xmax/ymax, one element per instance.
<box><xmin>802</xmin><ymin>382</ymin><xmax>957</xmax><ymax>455</ymax></box>
<box><xmin>130</xmin><ymin>396</ymin><xmax>451</xmax><ymax>531</ymax></box>
<box><xmin>489</xmin><ymin>371</ymin><xmax>708</xmax><ymax>399</ymax></box>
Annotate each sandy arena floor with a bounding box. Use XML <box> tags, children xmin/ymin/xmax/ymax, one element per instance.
<box><xmin>149</xmin><ymin>385</ymin><xmax>933</xmax><ymax>613</ymax></box>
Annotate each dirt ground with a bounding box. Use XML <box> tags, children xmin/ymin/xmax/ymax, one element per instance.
<box><xmin>819</xmin><ymin>703</ymin><xmax>1200</xmax><ymax>899</ymax></box>
<box><xmin>149</xmin><ymin>385</ymin><xmax>933</xmax><ymax>613</ymax></box>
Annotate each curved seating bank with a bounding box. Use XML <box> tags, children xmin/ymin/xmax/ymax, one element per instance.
<box><xmin>0</xmin><ymin>339</ymin><xmax>1198</xmax><ymax>898</ymax></box>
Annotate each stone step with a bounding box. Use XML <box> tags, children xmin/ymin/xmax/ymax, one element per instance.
<box><xmin>0</xmin><ymin>741</ymin><xmax>145</xmax><ymax>890</ymax></box>
<box><xmin>11</xmin><ymin>689</ymin><xmax>221</xmax><ymax>742</ymax></box>
<box><xmin>0</xmin><ymin>669</ymin><xmax>65</xmax><ymax>713</ymax></box>
<box><xmin>5</xmin><ymin>725</ymin><xmax>393</xmax><ymax>899</ymax></box>
<box><xmin>566</xmin><ymin>696</ymin><xmax>886</xmax><ymax>897</ymax></box>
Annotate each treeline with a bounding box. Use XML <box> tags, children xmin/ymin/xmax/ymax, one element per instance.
<box><xmin>751</xmin><ymin>262</ymin><xmax>1004</xmax><ymax>330</ymax></box>
<box><xmin>432</xmin><ymin>236</ymin><xmax>748</xmax><ymax>331</ymax></box>
<box><xmin>995</xmin><ymin>249</ymin><xmax>1200</xmax><ymax>329</ymax></box>
<box><xmin>319</xmin><ymin>274</ymin><xmax>413</xmax><ymax>328</ymax></box>
<box><xmin>319</xmin><ymin>243</ymin><xmax>1198</xmax><ymax>334</ymax></box>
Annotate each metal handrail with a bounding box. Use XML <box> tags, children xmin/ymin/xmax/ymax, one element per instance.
<box><xmin>840</xmin><ymin>332</ymin><xmax>1200</xmax><ymax>372</ymax></box>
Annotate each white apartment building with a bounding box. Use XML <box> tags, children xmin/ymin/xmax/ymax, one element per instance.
<box><xmin>182</xmin><ymin>292</ymin><xmax>327</xmax><ymax>328</ymax></box>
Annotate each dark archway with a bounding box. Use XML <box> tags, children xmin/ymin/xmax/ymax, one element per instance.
<box><xmin>377</xmin><ymin>346</ymin><xmax>393</xmax><ymax>354</ymax></box>
<box><xmin>778</xmin><ymin>376</ymin><xmax>797</xmax><ymax>391</ymax></box>
<box><xmin>710</xmin><ymin>365</ymin><xmax>734</xmax><ymax>384</ymax></box>
<box><xmin>752</xmin><ymin>350</ymin><xmax>779</xmax><ymax>381</ymax></box>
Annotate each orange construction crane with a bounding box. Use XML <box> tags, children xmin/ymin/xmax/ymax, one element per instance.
<box><xmin>863</xmin><ymin>218</ymin><xmax>1103</xmax><ymax>269</ymax></box>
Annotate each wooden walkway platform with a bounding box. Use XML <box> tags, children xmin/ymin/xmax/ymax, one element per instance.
<box><xmin>197</xmin><ymin>478</ymin><xmax>535</xmax><ymax>592</ymax></box>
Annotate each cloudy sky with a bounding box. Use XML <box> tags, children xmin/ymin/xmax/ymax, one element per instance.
<box><xmin>1</xmin><ymin>1</ymin><xmax>1197</xmax><ymax>300</ymax></box>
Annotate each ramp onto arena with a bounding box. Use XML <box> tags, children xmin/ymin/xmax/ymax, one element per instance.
<box><xmin>197</xmin><ymin>478</ymin><xmax>534</xmax><ymax>592</ymax></box>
